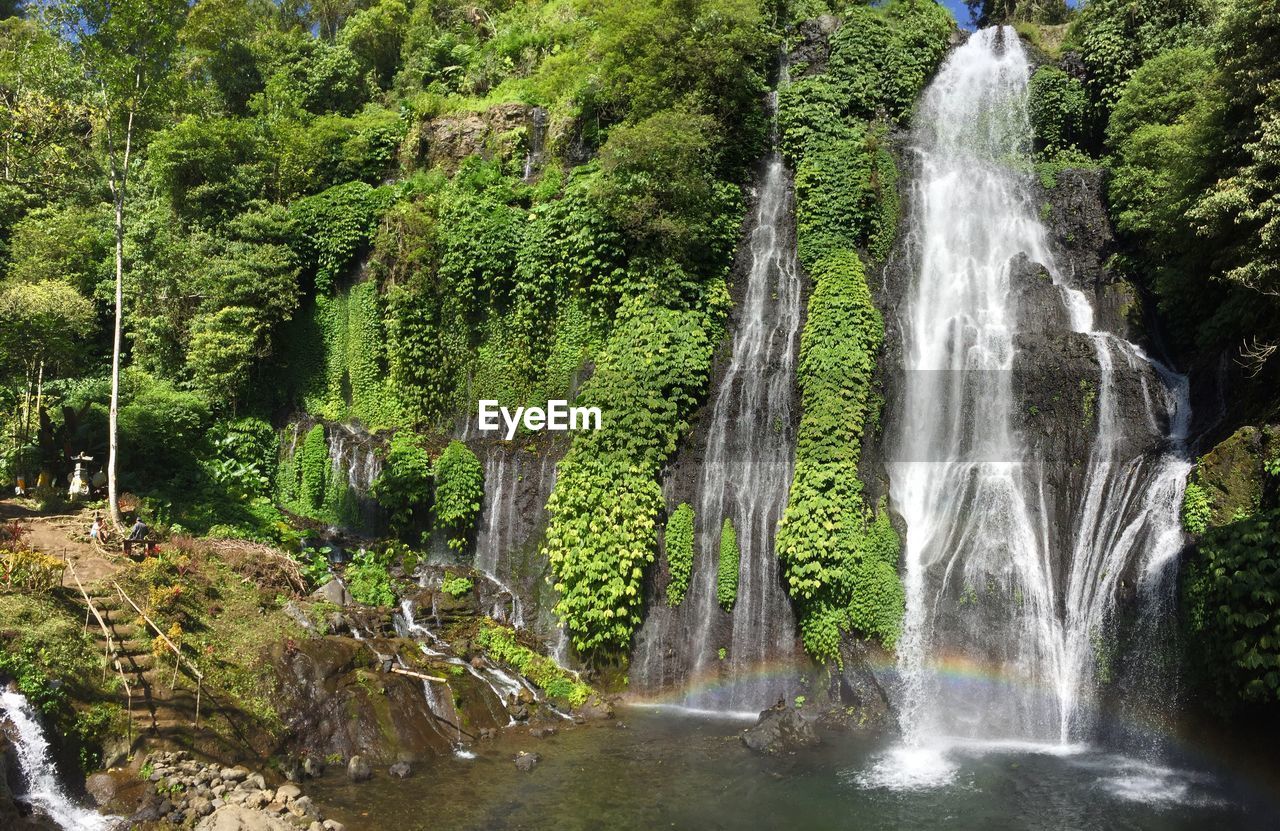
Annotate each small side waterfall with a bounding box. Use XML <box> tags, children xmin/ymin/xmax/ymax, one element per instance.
<box><xmin>884</xmin><ymin>27</ymin><xmax>1190</xmax><ymax>766</ymax></box>
<box><xmin>327</xmin><ymin>423</ymin><xmax>383</xmax><ymax>497</ymax></box>
<box><xmin>1</xmin><ymin>689</ymin><xmax>117</xmax><ymax>831</ymax></box>
<box><xmin>522</xmin><ymin>107</ymin><xmax>549</xmax><ymax>182</ymax></box>
<box><xmin>472</xmin><ymin>443</ymin><xmax>565</xmax><ymax>658</ymax></box>
<box><xmin>632</xmin><ymin>74</ymin><xmax>803</xmax><ymax>711</ymax></box>
<box><xmin>279</xmin><ymin>420</ymin><xmax>386</xmax><ymax>533</ymax></box>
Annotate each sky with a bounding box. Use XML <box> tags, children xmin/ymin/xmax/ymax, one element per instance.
<box><xmin>939</xmin><ymin>0</ymin><xmax>1086</xmax><ymax>30</ymax></box>
<box><xmin>941</xmin><ymin>0</ymin><xmax>977</xmax><ymax>29</ymax></box>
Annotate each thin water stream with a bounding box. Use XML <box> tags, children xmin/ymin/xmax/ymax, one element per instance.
<box><xmin>632</xmin><ymin>67</ymin><xmax>802</xmax><ymax>711</ymax></box>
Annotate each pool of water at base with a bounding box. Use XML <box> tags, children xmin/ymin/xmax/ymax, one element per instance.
<box><xmin>306</xmin><ymin>707</ymin><xmax>1279</xmax><ymax>831</ymax></box>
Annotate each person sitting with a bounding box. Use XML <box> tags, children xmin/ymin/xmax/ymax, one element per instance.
<box><xmin>123</xmin><ymin>517</ymin><xmax>148</xmax><ymax>557</ymax></box>
<box><xmin>127</xmin><ymin>518</ymin><xmax>148</xmax><ymax>540</ymax></box>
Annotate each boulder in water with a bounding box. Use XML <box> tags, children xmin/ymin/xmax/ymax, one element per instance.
<box><xmin>346</xmin><ymin>756</ymin><xmax>372</xmax><ymax>782</ymax></box>
<box><xmin>740</xmin><ymin>704</ymin><xmax>819</xmax><ymax>755</ymax></box>
<box><xmin>513</xmin><ymin>751</ymin><xmax>540</xmax><ymax>772</ymax></box>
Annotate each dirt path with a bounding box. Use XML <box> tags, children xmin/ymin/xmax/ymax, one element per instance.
<box><xmin>0</xmin><ymin>498</ymin><xmax>124</xmax><ymax>584</ymax></box>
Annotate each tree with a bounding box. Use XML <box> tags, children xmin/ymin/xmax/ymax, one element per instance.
<box><xmin>1187</xmin><ymin>0</ymin><xmax>1280</xmax><ymax>301</ymax></box>
<box><xmin>0</xmin><ymin>281</ymin><xmax>95</xmax><ymax>450</ymax></box>
<box><xmin>40</xmin><ymin>0</ymin><xmax>187</xmax><ymax>527</ymax></box>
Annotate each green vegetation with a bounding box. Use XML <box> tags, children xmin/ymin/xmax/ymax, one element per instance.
<box><xmin>775</xmin><ymin>252</ymin><xmax>904</xmax><ymax>660</ymax></box>
<box><xmin>774</xmin><ymin>2</ymin><xmax>949</xmax><ymax>662</ymax></box>
<box><xmin>664</xmin><ymin>503</ymin><xmax>695</xmax><ymax>606</ymax></box>
<box><xmin>370</xmin><ymin>431</ymin><xmax>434</xmax><ymax>539</ymax></box>
<box><xmin>1028</xmin><ymin>66</ymin><xmax>1087</xmax><ymax>158</ymax></box>
<box><xmin>475</xmin><ymin>620</ymin><xmax>592</xmax><ymax>707</ymax></box>
<box><xmin>1181</xmin><ymin>481</ymin><xmax>1212</xmax><ymax>535</ymax></box>
<box><xmin>717</xmin><ymin>518</ymin><xmax>739</xmax><ymax>610</ymax></box>
<box><xmin>345</xmin><ymin>547</ymin><xmax>396</xmax><ymax>607</ymax></box>
<box><xmin>0</xmin><ymin>0</ymin><xmax>773</xmax><ymax>560</ymax></box>
<box><xmin>1183</xmin><ymin>509</ymin><xmax>1280</xmax><ymax>710</ymax></box>
<box><xmin>433</xmin><ymin>440</ymin><xmax>484</xmax><ymax>552</ymax></box>
<box><xmin>441</xmin><ymin>573</ymin><xmax>474</xmax><ymax>598</ymax></box>
<box><xmin>543</xmin><ymin>303</ymin><xmax>716</xmax><ymax>658</ymax></box>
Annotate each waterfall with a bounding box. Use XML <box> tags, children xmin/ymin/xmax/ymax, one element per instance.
<box><xmin>522</xmin><ymin>107</ymin><xmax>549</xmax><ymax>182</ymax></box>
<box><xmin>473</xmin><ymin>443</ymin><xmax>564</xmax><ymax>652</ymax></box>
<box><xmin>887</xmin><ymin>27</ymin><xmax>1190</xmax><ymax>761</ymax></box>
<box><xmin>0</xmin><ymin>689</ymin><xmax>117</xmax><ymax>831</ymax></box>
<box><xmin>632</xmin><ymin>72</ymin><xmax>803</xmax><ymax>711</ymax></box>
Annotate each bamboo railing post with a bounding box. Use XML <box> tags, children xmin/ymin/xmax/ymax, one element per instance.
<box><xmin>66</xmin><ymin>560</ymin><xmax>133</xmax><ymax>747</ymax></box>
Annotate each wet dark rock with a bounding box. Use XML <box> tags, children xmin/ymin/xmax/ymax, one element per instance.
<box><xmin>741</xmin><ymin>703</ymin><xmax>819</xmax><ymax>755</ymax></box>
<box><xmin>787</xmin><ymin>15</ymin><xmax>839</xmax><ymax>77</ymax></box>
<box><xmin>513</xmin><ymin>751</ymin><xmax>540</xmax><ymax>772</ymax></box>
<box><xmin>281</xmin><ymin>757</ymin><xmax>304</xmax><ymax>783</ymax></box>
<box><xmin>388</xmin><ymin>762</ymin><xmax>412</xmax><ymax>779</ymax></box>
<box><xmin>1010</xmin><ymin>253</ymin><xmax>1071</xmax><ymax>334</ymax></box>
<box><xmin>345</xmin><ymin>756</ymin><xmax>372</xmax><ymax>782</ymax></box>
<box><xmin>574</xmin><ymin>695</ymin><xmax>615</xmax><ymax>721</ymax></box>
<box><xmin>821</xmin><ymin>638</ymin><xmax>897</xmax><ymax>733</ymax></box>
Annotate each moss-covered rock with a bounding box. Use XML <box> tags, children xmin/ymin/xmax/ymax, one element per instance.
<box><xmin>1194</xmin><ymin>426</ymin><xmax>1267</xmax><ymax>527</ymax></box>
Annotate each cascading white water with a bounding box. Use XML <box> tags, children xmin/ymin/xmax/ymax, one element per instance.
<box><xmin>632</xmin><ymin>75</ymin><xmax>802</xmax><ymax>711</ymax></box>
<box><xmin>1</xmin><ymin>689</ymin><xmax>118</xmax><ymax>831</ymax></box>
<box><xmin>473</xmin><ymin>445</ymin><xmax>566</xmax><ymax>655</ymax></box>
<box><xmin>886</xmin><ymin>27</ymin><xmax>1190</xmax><ymax>765</ymax></box>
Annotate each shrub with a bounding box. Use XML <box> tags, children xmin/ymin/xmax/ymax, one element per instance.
<box><xmin>543</xmin><ymin>302</ymin><xmax>714</xmax><ymax>657</ymax></box>
<box><xmin>371</xmin><ymin>432</ymin><xmax>434</xmax><ymax>537</ymax></box>
<box><xmin>433</xmin><ymin>441</ymin><xmax>483</xmax><ymax>552</ymax></box>
<box><xmin>775</xmin><ymin>253</ymin><xmax>902</xmax><ymax>661</ymax></box>
<box><xmin>1028</xmin><ymin>66</ymin><xmax>1087</xmax><ymax>158</ymax></box>
<box><xmin>717</xmin><ymin>518</ymin><xmax>739</xmax><ymax>610</ymax></box>
<box><xmin>345</xmin><ymin>548</ymin><xmax>395</xmax><ymax>607</ymax></box>
<box><xmin>298</xmin><ymin>425</ymin><xmax>329</xmax><ymax>510</ymax></box>
<box><xmin>1182</xmin><ymin>480</ymin><xmax>1212</xmax><ymax>535</ymax></box>
<box><xmin>1182</xmin><ymin>509</ymin><xmax>1280</xmax><ymax>709</ymax></box>
<box><xmin>441</xmin><ymin>573</ymin><xmax>473</xmax><ymax>598</ymax></box>
<box><xmin>0</xmin><ymin>548</ymin><xmax>65</xmax><ymax>593</ymax></box>
<box><xmin>664</xmin><ymin>503</ymin><xmax>695</xmax><ymax>606</ymax></box>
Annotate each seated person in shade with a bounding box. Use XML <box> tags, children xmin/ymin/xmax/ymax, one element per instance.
<box><xmin>127</xmin><ymin>517</ymin><xmax>148</xmax><ymax>541</ymax></box>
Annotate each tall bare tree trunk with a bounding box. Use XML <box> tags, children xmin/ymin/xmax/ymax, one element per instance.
<box><xmin>32</xmin><ymin>360</ymin><xmax>44</xmax><ymax>444</ymax></box>
<box><xmin>106</xmin><ymin>99</ymin><xmax>135</xmax><ymax>531</ymax></box>
<box><xmin>108</xmin><ymin>191</ymin><xmax>124</xmax><ymax>528</ymax></box>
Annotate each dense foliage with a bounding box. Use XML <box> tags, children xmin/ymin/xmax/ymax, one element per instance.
<box><xmin>717</xmin><ymin>518</ymin><xmax>739</xmax><ymax>610</ymax></box>
<box><xmin>1183</xmin><ymin>509</ymin><xmax>1280</xmax><ymax>709</ymax></box>
<box><xmin>664</xmin><ymin>503</ymin><xmax>695</xmax><ymax>606</ymax></box>
<box><xmin>543</xmin><ymin>303</ymin><xmax>716</xmax><ymax>657</ymax></box>
<box><xmin>775</xmin><ymin>0</ymin><xmax>947</xmax><ymax>662</ymax></box>
<box><xmin>0</xmin><ymin>0</ymin><xmax>772</xmax><ymax>563</ymax></box>
<box><xmin>432</xmin><ymin>440</ymin><xmax>483</xmax><ymax>552</ymax></box>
